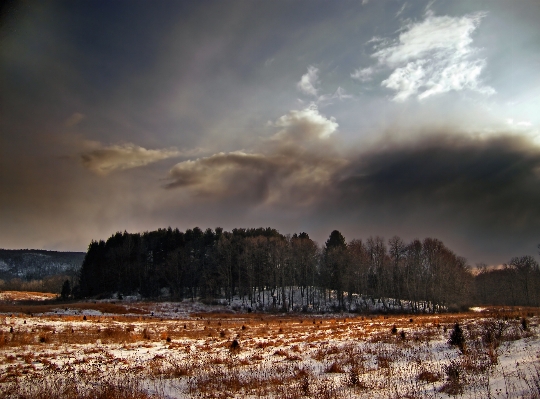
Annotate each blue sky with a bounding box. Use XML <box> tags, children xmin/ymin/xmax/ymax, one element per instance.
<box><xmin>1</xmin><ymin>0</ymin><xmax>540</xmax><ymax>265</ymax></box>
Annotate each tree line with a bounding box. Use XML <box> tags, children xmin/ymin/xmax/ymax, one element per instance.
<box><xmin>475</xmin><ymin>252</ymin><xmax>540</xmax><ymax>307</ymax></box>
<box><xmin>76</xmin><ymin>227</ymin><xmax>540</xmax><ymax>311</ymax></box>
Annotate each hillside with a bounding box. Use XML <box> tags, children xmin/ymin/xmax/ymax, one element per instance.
<box><xmin>0</xmin><ymin>249</ymin><xmax>84</xmax><ymax>281</ymax></box>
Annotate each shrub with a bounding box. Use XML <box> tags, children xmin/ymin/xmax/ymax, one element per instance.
<box><xmin>346</xmin><ymin>365</ymin><xmax>368</xmax><ymax>389</ymax></box>
<box><xmin>230</xmin><ymin>339</ymin><xmax>240</xmax><ymax>352</ymax></box>
<box><xmin>440</xmin><ymin>360</ymin><xmax>464</xmax><ymax>395</ymax></box>
<box><xmin>417</xmin><ymin>370</ymin><xmax>440</xmax><ymax>383</ymax></box>
<box><xmin>295</xmin><ymin>368</ymin><xmax>312</xmax><ymax>395</ymax></box>
<box><xmin>325</xmin><ymin>362</ymin><xmax>344</xmax><ymax>373</ymax></box>
<box><xmin>481</xmin><ymin>319</ymin><xmax>510</xmax><ymax>348</ymax></box>
<box><xmin>142</xmin><ymin>328</ymin><xmax>152</xmax><ymax>340</ymax></box>
<box><xmin>449</xmin><ymin>323</ymin><xmax>465</xmax><ymax>352</ymax></box>
<box><xmin>521</xmin><ymin>317</ymin><xmax>529</xmax><ymax>331</ymax></box>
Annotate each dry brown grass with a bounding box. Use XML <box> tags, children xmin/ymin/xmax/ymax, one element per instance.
<box><xmin>0</xmin><ymin>291</ymin><xmax>58</xmax><ymax>301</ymax></box>
<box><xmin>0</xmin><ymin>374</ymin><xmax>162</xmax><ymax>399</ymax></box>
<box><xmin>1</xmin><ymin>301</ymin><xmax>539</xmax><ymax>398</ymax></box>
<box><xmin>0</xmin><ymin>301</ymin><xmax>146</xmax><ymax>316</ymax></box>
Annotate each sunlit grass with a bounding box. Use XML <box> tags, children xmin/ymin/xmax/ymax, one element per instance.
<box><xmin>0</xmin><ymin>303</ymin><xmax>539</xmax><ymax>398</ymax></box>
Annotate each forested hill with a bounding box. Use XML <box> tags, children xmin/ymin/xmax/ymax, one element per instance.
<box><xmin>0</xmin><ymin>249</ymin><xmax>84</xmax><ymax>280</ymax></box>
<box><xmin>77</xmin><ymin>227</ymin><xmax>540</xmax><ymax>310</ymax></box>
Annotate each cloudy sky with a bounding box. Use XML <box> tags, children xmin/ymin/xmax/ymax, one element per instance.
<box><xmin>1</xmin><ymin>0</ymin><xmax>540</xmax><ymax>265</ymax></box>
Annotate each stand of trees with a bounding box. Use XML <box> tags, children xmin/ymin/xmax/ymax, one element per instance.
<box><xmin>0</xmin><ymin>249</ymin><xmax>83</xmax><ymax>281</ymax></box>
<box><xmin>0</xmin><ymin>249</ymin><xmax>83</xmax><ymax>294</ymax></box>
<box><xmin>76</xmin><ymin>227</ymin><xmax>493</xmax><ymax>312</ymax></box>
<box><xmin>474</xmin><ymin>255</ymin><xmax>540</xmax><ymax>307</ymax></box>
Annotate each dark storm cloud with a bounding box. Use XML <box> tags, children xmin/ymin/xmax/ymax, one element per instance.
<box><xmin>331</xmin><ymin>134</ymin><xmax>540</xmax><ymax>231</ymax></box>
<box><xmin>315</xmin><ymin>132</ymin><xmax>540</xmax><ymax>264</ymax></box>
<box><xmin>168</xmin><ymin>114</ymin><xmax>540</xmax><ymax>235</ymax></box>
<box><xmin>165</xmin><ymin>128</ymin><xmax>540</xmax><ymax>263</ymax></box>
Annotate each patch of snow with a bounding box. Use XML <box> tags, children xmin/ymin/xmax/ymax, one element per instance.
<box><xmin>469</xmin><ymin>306</ymin><xmax>486</xmax><ymax>312</ymax></box>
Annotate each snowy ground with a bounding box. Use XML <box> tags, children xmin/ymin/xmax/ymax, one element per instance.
<box><xmin>0</xmin><ymin>297</ymin><xmax>539</xmax><ymax>398</ymax></box>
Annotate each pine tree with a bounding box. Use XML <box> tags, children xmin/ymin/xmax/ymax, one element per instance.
<box><xmin>61</xmin><ymin>279</ymin><xmax>71</xmax><ymax>300</ymax></box>
<box><xmin>448</xmin><ymin>323</ymin><xmax>465</xmax><ymax>352</ymax></box>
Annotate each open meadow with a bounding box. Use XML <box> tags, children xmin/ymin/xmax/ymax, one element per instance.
<box><xmin>0</xmin><ymin>293</ymin><xmax>539</xmax><ymax>399</ymax></box>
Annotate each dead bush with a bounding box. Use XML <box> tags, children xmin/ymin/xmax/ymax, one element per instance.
<box><xmin>376</xmin><ymin>353</ymin><xmax>392</xmax><ymax>369</ymax></box>
<box><xmin>480</xmin><ymin>319</ymin><xmax>508</xmax><ymax>348</ymax></box>
<box><xmin>346</xmin><ymin>365</ymin><xmax>368</xmax><ymax>389</ymax></box>
<box><xmin>325</xmin><ymin>361</ymin><xmax>344</xmax><ymax>373</ymax></box>
<box><xmin>142</xmin><ymin>328</ymin><xmax>152</xmax><ymax>340</ymax></box>
<box><xmin>295</xmin><ymin>367</ymin><xmax>313</xmax><ymax>396</ymax></box>
<box><xmin>230</xmin><ymin>339</ymin><xmax>240</xmax><ymax>353</ymax></box>
<box><xmin>439</xmin><ymin>360</ymin><xmax>464</xmax><ymax>395</ymax></box>
<box><xmin>417</xmin><ymin>370</ymin><xmax>440</xmax><ymax>383</ymax></box>
<box><xmin>274</xmin><ymin>349</ymin><xmax>288</xmax><ymax>357</ymax></box>
<box><xmin>38</xmin><ymin>334</ymin><xmax>50</xmax><ymax>344</ymax></box>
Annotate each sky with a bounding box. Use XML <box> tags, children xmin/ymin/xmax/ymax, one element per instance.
<box><xmin>1</xmin><ymin>0</ymin><xmax>540</xmax><ymax>265</ymax></box>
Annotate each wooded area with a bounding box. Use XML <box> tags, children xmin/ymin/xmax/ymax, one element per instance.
<box><xmin>0</xmin><ymin>249</ymin><xmax>84</xmax><ymax>293</ymax></box>
<box><xmin>76</xmin><ymin>227</ymin><xmax>540</xmax><ymax>311</ymax></box>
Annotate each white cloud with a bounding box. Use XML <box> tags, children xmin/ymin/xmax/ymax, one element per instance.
<box><xmin>166</xmin><ymin>106</ymin><xmax>344</xmax><ymax>205</ymax></box>
<box><xmin>381</xmin><ymin>60</ymin><xmax>426</xmax><ymax>102</ymax></box>
<box><xmin>332</xmin><ymin>86</ymin><xmax>353</xmax><ymax>101</ymax></box>
<box><xmin>297</xmin><ymin>64</ymin><xmax>354</xmax><ymax>105</ymax></box>
<box><xmin>373</xmin><ymin>12</ymin><xmax>482</xmax><ymax>65</ymax></box>
<box><xmin>369</xmin><ymin>11</ymin><xmax>495</xmax><ymax>101</ymax></box>
<box><xmin>505</xmin><ymin>119</ymin><xmax>539</xmax><ymax>144</ymax></box>
<box><xmin>317</xmin><ymin>86</ymin><xmax>354</xmax><ymax>106</ymax></box>
<box><xmin>507</xmin><ymin>118</ymin><xmax>533</xmax><ymax>128</ymax></box>
<box><xmin>81</xmin><ymin>143</ymin><xmax>194</xmax><ymax>175</ymax></box>
<box><xmin>396</xmin><ymin>3</ymin><xmax>407</xmax><ymax>18</ymax></box>
<box><xmin>351</xmin><ymin>66</ymin><xmax>376</xmax><ymax>82</ymax></box>
<box><xmin>271</xmin><ymin>104</ymin><xmax>338</xmax><ymax>141</ymax></box>
<box><xmin>297</xmin><ymin>66</ymin><xmax>320</xmax><ymax>96</ymax></box>
<box><xmin>167</xmin><ymin>149</ymin><xmax>345</xmax><ymax>206</ymax></box>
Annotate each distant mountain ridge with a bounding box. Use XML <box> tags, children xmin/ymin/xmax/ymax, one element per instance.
<box><xmin>0</xmin><ymin>249</ymin><xmax>84</xmax><ymax>280</ymax></box>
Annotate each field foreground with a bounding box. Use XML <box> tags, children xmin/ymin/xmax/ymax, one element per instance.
<box><xmin>0</xmin><ymin>298</ymin><xmax>539</xmax><ymax>398</ymax></box>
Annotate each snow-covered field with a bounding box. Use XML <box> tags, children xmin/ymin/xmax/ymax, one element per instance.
<box><xmin>0</xmin><ymin>298</ymin><xmax>539</xmax><ymax>398</ymax></box>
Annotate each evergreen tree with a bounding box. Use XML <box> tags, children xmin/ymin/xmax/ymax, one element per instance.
<box><xmin>61</xmin><ymin>279</ymin><xmax>71</xmax><ymax>300</ymax></box>
<box><xmin>325</xmin><ymin>230</ymin><xmax>347</xmax><ymax>250</ymax></box>
<box><xmin>324</xmin><ymin>231</ymin><xmax>348</xmax><ymax>310</ymax></box>
<box><xmin>449</xmin><ymin>323</ymin><xmax>465</xmax><ymax>352</ymax></box>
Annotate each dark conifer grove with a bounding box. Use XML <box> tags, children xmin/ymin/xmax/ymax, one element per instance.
<box><xmin>76</xmin><ymin>227</ymin><xmax>540</xmax><ymax>311</ymax></box>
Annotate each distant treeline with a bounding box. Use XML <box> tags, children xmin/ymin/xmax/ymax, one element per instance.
<box><xmin>76</xmin><ymin>227</ymin><xmax>540</xmax><ymax>311</ymax></box>
<box><xmin>0</xmin><ymin>249</ymin><xmax>84</xmax><ymax>293</ymax></box>
<box><xmin>0</xmin><ymin>249</ymin><xmax>84</xmax><ymax>280</ymax></box>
